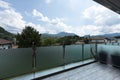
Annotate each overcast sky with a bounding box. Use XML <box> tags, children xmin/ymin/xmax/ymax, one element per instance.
<box><xmin>0</xmin><ymin>0</ymin><xmax>120</xmax><ymax>36</ymax></box>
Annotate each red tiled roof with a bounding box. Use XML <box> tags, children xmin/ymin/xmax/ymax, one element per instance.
<box><xmin>0</xmin><ymin>39</ymin><xmax>12</xmax><ymax>45</ymax></box>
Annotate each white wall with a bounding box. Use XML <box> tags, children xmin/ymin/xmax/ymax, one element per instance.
<box><xmin>91</xmin><ymin>39</ymin><xmax>109</xmax><ymax>43</ymax></box>
<box><xmin>0</xmin><ymin>44</ymin><xmax>12</xmax><ymax>50</ymax></box>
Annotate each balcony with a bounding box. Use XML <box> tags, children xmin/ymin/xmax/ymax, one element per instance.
<box><xmin>0</xmin><ymin>42</ymin><xmax>120</xmax><ymax>80</ymax></box>
<box><xmin>40</xmin><ymin>62</ymin><xmax>120</xmax><ymax>80</ymax></box>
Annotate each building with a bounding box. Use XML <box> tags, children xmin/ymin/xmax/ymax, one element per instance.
<box><xmin>0</xmin><ymin>39</ymin><xmax>12</xmax><ymax>50</ymax></box>
<box><xmin>115</xmin><ymin>36</ymin><xmax>120</xmax><ymax>42</ymax></box>
<box><xmin>105</xmin><ymin>37</ymin><xmax>117</xmax><ymax>43</ymax></box>
<box><xmin>90</xmin><ymin>38</ymin><xmax>107</xmax><ymax>43</ymax></box>
<box><xmin>75</xmin><ymin>40</ymin><xmax>84</xmax><ymax>44</ymax></box>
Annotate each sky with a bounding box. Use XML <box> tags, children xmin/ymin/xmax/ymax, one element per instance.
<box><xmin>0</xmin><ymin>0</ymin><xmax>120</xmax><ymax>36</ymax></box>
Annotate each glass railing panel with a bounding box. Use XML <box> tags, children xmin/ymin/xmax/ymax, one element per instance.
<box><xmin>0</xmin><ymin>48</ymin><xmax>32</xmax><ymax>79</ymax></box>
<box><xmin>84</xmin><ymin>44</ymin><xmax>93</xmax><ymax>60</ymax></box>
<box><xmin>36</xmin><ymin>46</ymin><xmax>63</xmax><ymax>71</ymax></box>
<box><xmin>65</xmin><ymin>45</ymin><xmax>82</xmax><ymax>64</ymax></box>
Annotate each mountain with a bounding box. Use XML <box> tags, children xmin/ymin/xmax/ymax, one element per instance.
<box><xmin>0</xmin><ymin>27</ymin><xmax>14</xmax><ymax>40</ymax></box>
<box><xmin>56</xmin><ymin>32</ymin><xmax>76</xmax><ymax>37</ymax></box>
<box><xmin>90</xmin><ymin>33</ymin><xmax>120</xmax><ymax>39</ymax></box>
<box><xmin>103</xmin><ymin>33</ymin><xmax>120</xmax><ymax>37</ymax></box>
<box><xmin>41</xmin><ymin>32</ymin><xmax>77</xmax><ymax>39</ymax></box>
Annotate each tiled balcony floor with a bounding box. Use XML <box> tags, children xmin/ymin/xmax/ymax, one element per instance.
<box><xmin>42</xmin><ymin>63</ymin><xmax>120</xmax><ymax>80</ymax></box>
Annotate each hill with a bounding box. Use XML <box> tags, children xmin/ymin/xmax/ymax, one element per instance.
<box><xmin>0</xmin><ymin>26</ymin><xmax>14</xmax><ymax>41</ymax></box>
<box><xmin>56</xmin><ymin>32</ymin><xmax>76</xmax><ymax>37</ymax></box>
<box><xmin>103</xmin><ymin>33</ymin><xmax>120</xmax><ymax>37</ymax></box>
<box><xmin>89</xmin><ymin>33</ymin><xmax>120</xmax><ymax>39</ymax></box>
<box><xmin>41</xmin><ymin>32</ymin><xmax>77</xmax><ymax>39</ymax></box>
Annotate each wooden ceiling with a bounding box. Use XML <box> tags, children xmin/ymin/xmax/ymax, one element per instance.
<box><xmin>94</xmin><ymin>0</ymin><xmax>120</xmax><ymax>14</ymax></box>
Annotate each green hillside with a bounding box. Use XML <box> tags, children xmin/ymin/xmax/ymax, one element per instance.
<box><xmin>0</xmin><ymin>26</ymin><xmax>14</xmax><ymax>41</ymax></box>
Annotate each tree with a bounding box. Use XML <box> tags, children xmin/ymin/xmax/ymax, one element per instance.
<box><xmin>16</xmin><ymin>26</ymin><xmax>41</xmax><ymax>48</ymax></box>
<box><xmin>57</xmin><ymin>36</ymin><xmax>72</xmax><ymax>45</ymax></box>
<box><xmin>42</xmin><ymin>38</ymin><xmax>56</xmax><ymax>46</ymax></box>
<box><xmin>83</xmin><ymin>38</ymin><xmax>90</xmax><ymax>44</ymax></box>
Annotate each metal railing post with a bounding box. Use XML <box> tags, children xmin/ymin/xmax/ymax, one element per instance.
<box><xmin>95</xmin><ymin>43</ymin><xmax>98</xmax><ymax>61</ymax></box>
<box><xmin>112</xmin><ymin>42</ymin><xmax>114</xmax><ymax>45</ymax></box>
<box><xmin>62</xmin><ymin>43</ymin><xmax>66</xmax><ymax>69</ymax></box>
<box><xmin>32</xmin><ymin>41</ymin><xmax>36</xmax><ymax>78</ymax></box>
<box><xmin>105</xmin><ymin>42</ymin><xmax>106</xmax><ymax>45</ymax></box>
<box><xmin>82</xmin><ymin>44</ymin><xmax>84</xmax><ymax>62</ymax></box>
<box><xmin>118</xmin><ymin>42</ymin><xmax>119</xmax><ymax>46</ymax></box>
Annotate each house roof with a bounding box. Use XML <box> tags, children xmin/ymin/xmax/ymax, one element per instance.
<box><xmin>0</xmin><ymin>39</ymin><xmax>12</xmax><ymax>45</ymax></box>
<box><xmin>91</xmin><ymin>38</ymin><xmax>105</xmax><ymax>40</ymax></box>
<box><xmin>105</xmin><ymin>37</ymin><xmax>116</xmax><ymax>40</ymax></box>
<box><xmin>94</xmin><ymin>0</ymin><xmax>120</xmax><ymax>14</ymax></box>
<box><xmin>115</xmin><ymin>36</ymin><xmax>120</xmax><ymax>38</ymax></box>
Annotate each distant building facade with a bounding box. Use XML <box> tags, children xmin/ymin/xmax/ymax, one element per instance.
<box><xmin>105</xmin><ymin>37</ymin><xmax>117</xmax><ymax>43</ymax></box>
<box><xmin>0</xmin><ymin>39</ymin><xmax>12</xmax><ymax>50</ymax></box>
<box><xmin>115</xmin><ymin>36</ymin><xmax>120</xmax><ymax>42</ymax></box>
<box><xmin>75</xmin><ymin>40</ymin><xmax>84</xmax><ymax>44</ymax></box>
<box><xmin>90</xmin><ymin>38</ymin><xmax>107</xmax><ymax>43</ymax></box>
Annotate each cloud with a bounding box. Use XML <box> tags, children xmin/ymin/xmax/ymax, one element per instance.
<box><xmin>26</xmin><ymin>22</ymin><xmax>47</xmax><ymax>33</ymax></box>
<box><xmin>42</xmin><ymin>1</ymin><xmax>120</xmax><ymax>36</ymax></box>
<box><xmin>0</xmin><ymin>9</ymin><xmax>26</xmax><ymax>28</ymax></box>
<box><xmin>24</xmin><ymin>11</ymin><xmax>31</xmax><ymax>16</ymax></box>
<box><xmin>32</xmin><ymin>9</ymin><xmax>50</xmax><ymax>22</ymax></box>
<box><xmin>83</xmin><ymin>5</ymin><xmax>120</xmax><ymax>26</ymax></box>
<box><xmin>45</xmin><ymin>0</ymin><xmax>52</xmax><ymax>4</ymax></box>
<box><xmin>0</xmin><ymin>0</ymin><xmax>11</xmax><ymax>9</ymax></box>
<box><xmin>21</xmin><ymin>5</ymin><xmax>120</xmax><ymax>36</ymax></box>
<box><xmin>0</xmin><ymin>0</ymin><xmax>26</xmax><ymax>33</ymax></box>
<box><xmin>80</xmin><ymin>5</ymin><xmax>120</xmax><ymax>36</ymax></box>
<box><xmin>1</xmin><ymin>0</ymin><xmax>120</xmax><ymax>36</ymax></box>
<box><xmin>32</xmin><ymin>9</ymin><xmax>64</xmax><ymax>24</ymax></box>
<box><xmin>32</xmin><ymin>9</ymin><xmax>102</xmax><ymax>36</ymax></box>
<box><xmin>31</xmin><ymin>9</ymin><xmax>120</xmax><ymax>36</ymax></box>
<box><xmin>32</xmin><ymin>9</ymin><xmax>73</xmax><ymax>33</ymax></box>
<box><xmin>80</xmin><ymin>25</ymin><xmax>118</xmax><ymax>36</ymax></box>
<box><xmin>0</xmin><ymin>0</ymin><xmax>68</xmax><ymax>34</ymax></box>
<box><xmin>68</xmin><ymin>0</ymin><xmax>80</xmax><ymax>10</ymax></box>
<box><xmin>0</xmin><ymin>0</ymin><xmax>45</xmax><ymax>34</ymax></box>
